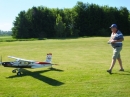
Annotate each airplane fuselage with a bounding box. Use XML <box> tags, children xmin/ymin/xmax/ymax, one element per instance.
<box><xmin>2</xmin><ymin>61</ymin><xmax>52</xmax><ymax>68</ymax></box>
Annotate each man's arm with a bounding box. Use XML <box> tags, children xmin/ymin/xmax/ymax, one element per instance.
<box><xmin>111</xmin><ymin>38</ymin><xmax>124</xmax><ymax>43</ymax></box>
<box><xmin>108</xmin><ymin>34</ymin><xmax>113</xmax><ymax>42</ymax></box>
<box><xmin>115</xmin><ymin>38</ymin><xmax>124</xmax><ymax>42</ymax></box>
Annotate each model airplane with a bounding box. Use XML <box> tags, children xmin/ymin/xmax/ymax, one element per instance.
<box><xmin>0</xmin><ymin>53</ymin><xmax>57</xmax><ymax>75</ymax></box>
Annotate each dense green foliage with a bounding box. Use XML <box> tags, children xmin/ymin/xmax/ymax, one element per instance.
<box><xmin>12</xmin><ymin>2</ymin><xmax>130</xmax><ymax>38</ymax></box>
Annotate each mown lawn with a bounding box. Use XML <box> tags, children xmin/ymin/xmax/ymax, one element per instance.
<box><xmin>0</xmin><ymin>36</ymin><xmax>130</xmax><ymax>97</ymax></box>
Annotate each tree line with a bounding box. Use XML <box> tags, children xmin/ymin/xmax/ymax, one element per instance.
<box><xmin>0</xmin><ymin>30</ymin><xmax>12</xmax><ymax>36</ymax></box>
<box><xmin>12</xmin><ymin>1</ymin><xmax>130</xmax><ymax>39</ymax></box>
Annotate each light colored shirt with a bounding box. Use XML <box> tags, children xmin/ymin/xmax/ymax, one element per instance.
<box><xmin>110</xmin><ymin>30</ymin><xmax>123</xmax><ymax>48</ymax></box>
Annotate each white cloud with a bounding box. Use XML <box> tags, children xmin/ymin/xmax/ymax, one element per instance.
<box><xmin>0</xmin><ymin>22</ymin><xmax>13</xmax><ymax>31</ymax></box>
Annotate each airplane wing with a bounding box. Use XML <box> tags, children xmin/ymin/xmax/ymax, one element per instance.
<box><xmin>8</xmin><ymin>56</ymin><xmax>35</xmax><ymax>62</ymax></box>
<box><xmin>8</xmin><ymin>56</ymin><xmax>20</xmax><ymax>60</ymax></box>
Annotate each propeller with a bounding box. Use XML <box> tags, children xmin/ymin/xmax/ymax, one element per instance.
<box><xmin>0</xmin><ymin>56</ymin><xmax>2</xmax><ymax>66</ymax></box>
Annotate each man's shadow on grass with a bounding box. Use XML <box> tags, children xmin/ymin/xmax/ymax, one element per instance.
<box><xmin>110</xmin><ymin>71</ymin><xmax>130</xmax><ymax>75</ymax></box>
<box><xmin>6</xmin><ymin>68</ymin><xmax>64</xmax><ymax>86</ymax></box>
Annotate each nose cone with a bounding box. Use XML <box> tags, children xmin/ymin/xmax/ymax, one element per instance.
<box><xmin>2</xmin><ymin>62</ymin><xmax>12</xmax><ymax>67</ymax></box>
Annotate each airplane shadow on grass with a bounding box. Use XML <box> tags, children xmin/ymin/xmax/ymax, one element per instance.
<box><xmin>6</xmin><ymin>68</ymin><xmax>64</xmax><ymax>86</ymax></box>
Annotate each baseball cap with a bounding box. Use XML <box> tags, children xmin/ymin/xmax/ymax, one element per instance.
<box><xmin>109</xmin><ymin>24</ymin><xmax>117</xmax><ymax>28</ymax></box>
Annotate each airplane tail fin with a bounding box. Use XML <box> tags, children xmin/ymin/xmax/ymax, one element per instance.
<box><xmin>45</xmin><ymin>53</ymin><xmax>52</xmax><ymax>63</ymax></box>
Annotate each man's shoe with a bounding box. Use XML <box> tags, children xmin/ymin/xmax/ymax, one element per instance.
<box><xmin>107</xmin><ymin>70</ymin><xmax>112</xmax><ymax>74</ymax></box>
<box><xmin>119</xmin><ymin>69</ymin><xmax>124</xmax><ymax>71</ymax></box>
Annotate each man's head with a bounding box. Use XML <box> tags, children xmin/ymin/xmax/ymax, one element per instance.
<box><xmin>110</xmin><ymin>24</ymin><xmax>118</xmax><ymax>33</ymax></box>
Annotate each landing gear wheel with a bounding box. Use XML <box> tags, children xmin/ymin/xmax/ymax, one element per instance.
<box><xmin>12</xmin><ymin>70</ymin><xmax>16</xmax><ymax>73</ymax></box>
<box><xmin>17</xmin><ymin>72</ymin><xmax>21</xmax><ymax>76</ymax></box>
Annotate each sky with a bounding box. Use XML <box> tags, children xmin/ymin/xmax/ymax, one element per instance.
<box><xmin>0</xmin><ymin>0</ymin><xmax>130</xmax><ymax>31</ymax></box>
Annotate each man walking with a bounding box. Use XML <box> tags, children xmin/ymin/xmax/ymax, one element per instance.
<box><xmin>107</xmin><ymin>24</ymin><xmax>124</xmax><ymax>74</ymax></box>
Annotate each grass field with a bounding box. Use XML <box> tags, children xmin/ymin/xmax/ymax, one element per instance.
<box><xmin>0</xmin><ymin>36</ymin><xmax>130</xmax><ymax>97</ymax></box>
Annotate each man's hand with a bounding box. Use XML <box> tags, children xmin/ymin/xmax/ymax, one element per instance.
<box><xmin>107</xmin><ymin>41</ymin><xmax>111</xmax><ymax>44</ymax></box>
<box><xmin>110</xmin><ymin>40</ymin><xmax>116</xmax><ymax>43</ymax></box>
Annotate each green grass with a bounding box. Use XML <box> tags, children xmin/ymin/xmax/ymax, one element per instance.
<box><xmin>0</xmin><ymin>36</ymin><xmax>130</xmax><ymax>97</ymax></box>
<box><xmin>0</xmin><ymin>36</ymin><xmax>40</xmax><ymax>42</ymax></box>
